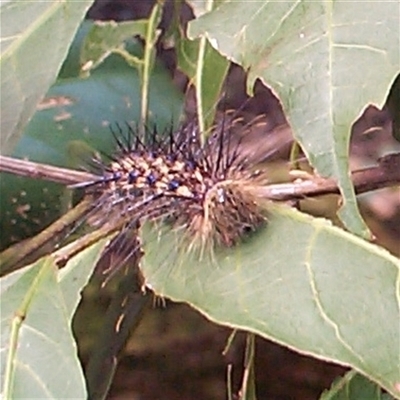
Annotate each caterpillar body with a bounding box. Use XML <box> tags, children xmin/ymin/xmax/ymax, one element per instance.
<box><xmin>76</xmin><ymin>119</ymin><xmax>272</xmax><ymax>258</ymax></box>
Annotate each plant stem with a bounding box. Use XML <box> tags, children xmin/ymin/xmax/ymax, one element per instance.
<box><xmin>227</xmin><ymin>364</ymin><xmax>234</xmax><ymax>400</ymax></box>
<box><xmin>139</xmin><ymin>1</ymin><xmax>162</xmax><ymax>138</ymax></box>
<box><xmin>223</xmin><ymin>329</ymin><xmax>237</xmax><ymax>355</ymax></box>
<box><xmin>0</xmin><ymin>200</ymin><xmax>93</xmax><ymax>276</ymax></box>
<box><xmin>239</xmin><ymin>333</ymin><xmax>257</xmax><ymax>400</ymax></box>
<box><xmin>195</xmin><ymin>0</ymin><xmax>214</xmax><ymax>144</ymax></box>
<box><xmin>1</xmin><ymin>154</ymin><xmax>399</xmax><ymax>203</ymax></box>
<box><xmin>1</xmin><ymin>150</ymin><xmax>399</xmax><ymax>267</ymax></box>
<box><xmin>111</xmin><ymin>48</ymin><xmax>142</xmax><ymax>68</ymax></box>
<box><xmin>0</xmin><ymin>155</ymin><xmax>96</xmax><ymax>185</ymax></box>
<box><xmin>3</xmin><ymin>263</ymin><xmax>50</xmax><ymax>400</ymax></box>
<box><xmin>54</xmin><ymin>221</ymin><xmax>120</xmax><ymax>267</ymax></box>
<box><xmin>257</xmin><ymin>153</ymin><xmax>400</xmax><ymax>200</ymax></box>
<box><xmin>3</xmin><ymin>312</ymin><xmax>21</xmax><ymax>400</ymax></box>
<box><xmin>196</xmin><ymin>36</ymin><xmax>207</xmax><ymax>142</ymax></box>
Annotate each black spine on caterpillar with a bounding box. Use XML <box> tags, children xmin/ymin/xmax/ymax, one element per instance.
<box><xmin>78</xmin><ymin>119</ymin><xmax>271</xmax><ymax>251</ymax></box>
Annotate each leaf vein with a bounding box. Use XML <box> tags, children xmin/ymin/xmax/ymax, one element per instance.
<box><xmin>333</xmin><ymin>43</ymin><xmax>387</xmax><ymax>56</ymax></box>
<box><xmin>15</xmin><ymin>360</ymin><xmax>56</xmax><ymax>399</ymax></box>
<box><xmin>304</xmin><ymin>225</ymin><xmax>367</xmax><ymax>367</ymax></box>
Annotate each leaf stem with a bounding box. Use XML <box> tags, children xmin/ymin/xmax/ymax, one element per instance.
<box><xmin>239</xmin><ymin>333</ymin><xmax>257</xmax><ymax>400</ymax></box>
<box><xmin>3</xmin><ymin>263</ymin><xmax>50</xmax><ymax>400</ymax></box>
<box><xmin>3</xmin><ymin>312</ymin><xmax>22</xmax><ymax>400</ymax></box>
<box><xmin>111</xmin><ymin>48</ymin><xmax>143</xmax><ymax>68</ymax></box>
<box><xmin>196</xmin><ymin>36</ymin><xmax>207</xmax><ymax>142</ymax></box>
<box><xmin>227</xmin><ymin>363</ymin><xmax>234</xmax><ymax>400</ymax></box>
<box><xmin>223</xmin><ymin>329</ymin><xmax>237</xmax><ymax>355</ymax></box>
<box><xmin>195</xmin><ymin>0</ymin><xmax>214</xmax><ymax>144</ymax></box>
<box><xmin>139</xmin><ymin>1</ymin><xmax>162</xmax><ymax>138</ymax></box>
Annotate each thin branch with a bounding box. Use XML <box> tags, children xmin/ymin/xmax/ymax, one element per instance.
<box><xmin>0</xmin><ymin>200</ymin><xmax>94</xmax><ymax>276</ymax></box>
<box><xmin>54</xmin><ymin>220</ymin><xmax>122</xmax><ymax>268</ymax></box>
<box><xmin>139</xmin><ymin>1</ymin><xmax>162</xmax><ymax>138</ymax></box>
<box><xmin>1</xmin><ymin>154</ymin><xmax>399</xmax><ymax>201</ymax></box>
<box><xmin>258</xmin><ymin>153</ymin><xmax>400</xmax><ymax>200</ymax></box>
<box><xmin>1</xmin><ymin>153</ymin><xmax>399</xmax><ymax>276</ymax></box>
<box><xmin>0</xmin><ymin>155</ymin><xmax>97</xmax><ymax>185</ymax></box>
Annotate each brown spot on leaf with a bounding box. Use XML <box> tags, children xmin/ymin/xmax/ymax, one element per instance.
<box><xmin>37</xmin><ymin>96</ymin><xmax>74</xmax><ymax>110</ymax></box>
<box><xmin>54</xmin><ymin>111</ymin><xmax>72</xmax><ymax>122</ymax></box>
<box><xmin>16</xmin><ymin>204</ymin><xmax>31</xmax><ymax>219</ymax></box>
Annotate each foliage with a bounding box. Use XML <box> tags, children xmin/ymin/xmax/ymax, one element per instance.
<box><xmin>0</xmin><ymin>239</ymin><xmax>107</xmax><ymax>399</ymax></box>
<box><xmin>0</xmin><ymin>0</ymin><xmax>94</xmax><ymax>154</ymax></box>
<box><xmin>0</xmin><ymin>1</ymin><xmax>399</xmax><ymax>399</ymax></box>
<box><xmin>189</xmin><ymin>0</ymin><xmax>399</xmax><ymax>236</ymax></box>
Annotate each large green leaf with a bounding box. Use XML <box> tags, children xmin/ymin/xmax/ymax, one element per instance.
<box><xmin>141</xmin><ymin>205</ymin><xmax>400</xmax><ymax>398</ymax></box>
<box><xmin>0</xmin><ymin>239</ymin><xmax>108</xmax><ymax>399</ymax></box>
<box><xmin>0</xmin><ymin>0</ymin><xmax>95</xmax><ymax>155</ymax></box>
<box><xmin>188</xmin><ymin>1</ymin><xmax>399</xmax><ymax>237</ymax></box>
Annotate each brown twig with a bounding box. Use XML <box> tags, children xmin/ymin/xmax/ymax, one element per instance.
<box><xmin>0</xmin><ymin>200</ymin><xmax>94</xmax><ymax>276</ymax></box>
<box><xmin>0</xmin><ymin>155</ymin><xmax>97</xmax><ymax>185</ymax></box>
<box><xmin>258</xmin><ymin>153</ymin><xmax>400</xmax><ymax>200</ymax></box>
<box><xmin>54</xmin><ymin>220</ymin><xmax>123</xmax><ymax>268</ymax></box>
<box><xmin>1</xmin><ymin>153</ymin><xmax>399</xmax><ymax>276</ymax></box>
<box><xmin>2</xmin><ymin>153</ymin><xmax>399</xmax><ymax>200</ymax></box>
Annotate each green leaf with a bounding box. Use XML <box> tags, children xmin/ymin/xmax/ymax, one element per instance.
<box><xmin>188</xmin><ymin>1</ymin><xmax>399</xmax><ymax>237</ymax></box>
<box><xmin>320</xmin><ymin>370</ymin><xmax>395</xmax><ymax>400</ymax></box>
<box><xmin>0</xmin><ymin>239</ymin><xmax>108</xmax><ymax>399</ymax></box>
<box><xmin>0</xmin><ymin>23</ymin><xmax>184</xmax><ymax>249</ymax></box>
<box><xmin>177</xmin><ymin>36</ymin><xmax>229</xmax><ymax>130</ymax></box>
<box><xmin>80</xmin><ymin>20</ymin><xmax>148</xmax><ymax>73</ymax></box>
<box><xmin>141</xmin><ymin>205</ymin><xmax>400</xmax><ymax>398</ymax></box>
<box><xmin>0</xmin><ymin>0</ymin><xmax>95</xmax><ymax>155</ymax></box>
<box><xmin>178</xmin><ymin>0</ymin><xmax>230</xmax><ymax>134</ymax></box>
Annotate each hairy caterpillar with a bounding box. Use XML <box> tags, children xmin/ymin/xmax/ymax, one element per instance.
<box><xmin>74</xmin><ymin>116</ymin><xmax>278</xmax><ymax>262</ymax></box>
